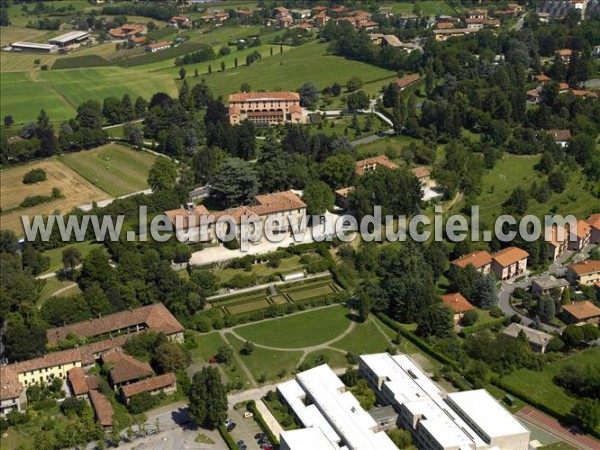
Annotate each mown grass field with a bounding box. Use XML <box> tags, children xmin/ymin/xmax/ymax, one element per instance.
<box><xmin>0</xmin><ymin>160</ymin><xmax>109</xmax><ymax>235</ymax></box>
<box><xmin>1</xmin><ymin>71</ymin><xmax>75</xmax><ymax>123</ymax></box>
<box><xmin>502</xmin><ymin>347</ymin><xmax>600</xmax><ymax>434</ymax></box>
<box><xmin>41</xmin><ymin>241</ymin><xmax>104</xmax><ymax>274</ymax></box>
<box><xmin>331</xmin><ymin>319</ymin><xmax>390</xmax><ymax>355</ymax></box>
<box><xmin>234</xmin><ymin>305</ymin><xmax>351</xmax><ymax>348</ymax></box>
<box><xmin>58</xmin><ymin>144</ymin><xmax>157</xmax><ymax>197</ymax></box>
<box><xmin>39</xmin><ymin>278</ymin><xmax>81</xmax><ymax>302</ymax></box>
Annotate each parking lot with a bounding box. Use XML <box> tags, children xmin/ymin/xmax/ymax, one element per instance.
<box><xmin>228</xmin><ymin>408</ymin><xmax>263</xmax><ymax>450</ymax></box>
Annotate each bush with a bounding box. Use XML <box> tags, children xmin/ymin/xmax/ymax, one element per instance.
<box><xmin>127</xmin><ymin>392</ymin><xmax>162</xmax><ymax>414</ymax></box>
<box><xmin>460</xmin><ymin>309</ymin><xmax>479</xmax><ymax>326</ymax></box>
<box><xmin>22</xmin><ymin>168</ymin><xmax>47</xmax><ymax>184</ymax></box>
<box><xmin>60</xmin><ymin>397</ymin><xmax>86</xmax><ymax>416</ymax></box>
<box><xmin>489</xmin><ymin>306</ymin><xmax>503</xmax><ymax>318</ymax></box>
<box><xmin>218</xmin><ymin>424</ymin><xmax>237</xmax><ymax>449</ymax></box>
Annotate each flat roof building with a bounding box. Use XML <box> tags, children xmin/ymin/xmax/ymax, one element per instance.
<box><xmin>48</xmin><ymin>31</ymin><xmax>90</xmax><ymax>47</ymax></box>
<box><xmin>10</xmin><ymin>42</ymin><xmax>58</xmax><ymax>53</ymax></box>
<box><xmin>277</xmin><ymin>364</ymin><xmax>397</xmax><ymax>450</ymax></box>
<box><xmin>359</xmin><ymin>353</ymin><xmax>530</xmax><ymax>450</ymax></box>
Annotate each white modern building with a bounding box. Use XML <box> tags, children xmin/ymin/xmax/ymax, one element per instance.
<box><xmin>277</xmin><ymin>364</ymin><xmax>397</xmax><ymax>450</ymax></box>
<box><xmin>359</xmin><ymin>353</ymin><xmax>530</xmax><ymax>450</ymax></box>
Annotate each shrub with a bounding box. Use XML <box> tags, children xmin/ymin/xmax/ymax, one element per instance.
<box><xmin>127</xmin><ymin>392</ymin><xmax>162</xmax><ymax>414</ymax></box>
<box><xmin>461</xmin><ymin>309</ymin><xmax>479</xmax><ymax>326</ymax></box>
<box><xmin>22</xmin><ymin>168</ymin><xmax>47</xmax><ymax>184</ymax></box>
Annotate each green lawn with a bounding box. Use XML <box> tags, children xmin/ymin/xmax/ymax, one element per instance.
<box><xmin>39</xmin><ymin>278</ymin><xmax>81</xmax><ymax>302</ymax></box>
<box><xmin>331</xmin><ymin>319</ymin><xmax>390</xmax><ymax>355</ymax></box>
<box><xmin>303</xmin><ymin>348</ymin><xmax>348</xmax><ymax>369</ymax></box>
<box><xmin>1</xmin><ymin>71</ymin><xmax>75</xmax><ymax>124</ymax></box>
<box><xmin>386</xmin><ymin>1</ymin><xmax>459</xmax><ymax>16</ymax></box>
<box><xmin>355</xmin><ymin>134</ymin><xmax>422</xmax><ymax>162</ymax></box>
<box><xmin>214</xmin><ymin>255</ymin><xmax>303</xmax><ymax>284</ymax></box>
<box><xmin>41</xmin><ymin>241</ymin><xmax>104</xmax><ymax>274</ymax></box>
<box><xmin>226</xmin><ymin>332</ymin><xmax>303</xmax><ymax>381</ymax></box>
<box><xmin>502</xmin><ymin>347</ymin><xmax>600</xmax><ymax>433</ymax></box>
<box><xmin>189</xmin><ymin>332</ymin><xmax>251</xmax><ymax>387</ymax></box>
<box><xmin>58</xmin><ymin>144</ymin><xmax>157</xmax><ymax>197</ymax></box>
<box><xmin>234</xmin><ymin>305</ymin><xmax>352</xmax><ymax>348</ymax></box>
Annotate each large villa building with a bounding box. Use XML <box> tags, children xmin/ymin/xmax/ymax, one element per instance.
<box><xmin>166</xmin><ymin>190</ymin><xmax>307</xmax><ymax>244</ymax></box>
<box><xmin>228</xmin><ymin>91</ymin><xmax>306</xmax><ymax>125</ymax></box>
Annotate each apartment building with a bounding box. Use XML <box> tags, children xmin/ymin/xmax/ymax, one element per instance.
<box><xmin>567</xmin><ymin>259</ymin><xmax>600</xmax><ymax>285</ymax></box>
<box><xmin>451</xmin><ymin>250</ymin><xmax>493</xmax><ymax>274</ymax></box>
<box><xmin>491</xmin><ymin>246</ymin><xmax>529</xmax><ymax>280</ymax></box>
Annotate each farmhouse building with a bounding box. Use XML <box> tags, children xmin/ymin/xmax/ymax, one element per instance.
<box><xmin>451</xmin><ymin>250</ymin><xmax>492</xmax><ymax>274</ymax></box>
<box><xmin>395</xmin><ymin>73</ymin><xmax>420</xmax><ymax>90</ymax></box>
<box><xmin>491</xmin><ymin>246</ymin><xmax>529</xmax><ymax>280</ymax></box>
<box><xmin>89</xmin><ymin>390</ymin><xmax>114</xmax><ymax>429</ymax></box>
<box><xmin>567</xmin><ymin>260</ymin><xmax>600</xmax><ymax>285</ymax></box>
<box><xmin>101</xmin><ymin>350</ymin><xmax>154</xmax><ymax>389</ymax></box>
<box><xmin>502</xmin><ymin>323</ymin><xmax>552</xmax><ymax>353</ymax></box>
<box><xmin>120</xmin><ymin>373</ymin><xmax>177</xmax><ymax>404</ymax></box>
<box><xmin>166</xmin><ymin>190</ymin><xmax>307</xmax><ymax>244</ymax></box>
<box><xmin>145</xmin><ymin>41</ymin><xmax>171</xmax><ymax>53</ymax></box>
<box><xmin>0</xmin><ymin>367</ymin><xmax>26</xmax><ymax>417</ymax></box>
<box><xmin>433</xmin><ymin>28</ymin><xmax>471</xmax><ymax>41</ymax></box>
<box><xmin>410</xmin><ymin>166</ymin><xmax>432</xmax><ymax>187</ymax></box>
<box><xmin>546</xmin><ymin>129</ymin><xmax>571</xmax><ymax>147</ymax></box>
<box><xmin>108</xmin><ymin>24</ymin><xmax>147</xmax><ymax>39</ymax></box>
<box><xmin>562</xmin><ymin>300</ymin><xmax>600</xmax><ymax>324</ymax></box>
<box><xmin>354</xmin><ymin>155</ymin><xmax>398</xmax><ymax>176</ymax></box>
<box><xmin>441</xmin><ymin>292</ymin><xmax>474</xmax><ymax>324</ymax></box>
<box><xmin>228</xmin><ymin>92</ymin><xmax>305</xmax><ymax>126</ymax></box>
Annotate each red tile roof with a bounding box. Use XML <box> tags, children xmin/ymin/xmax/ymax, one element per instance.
<box><xmin>335</xmin><ymin>186</ymin><xmax>354</xmax><ymax>198</ymax></box>
<box><xmin>253</xmin><ymin>190</ymin><xmax>307</xmax><ymax>215</ymax></box>
<box><xmin>562</xmin><ymin>300</ymin><xmax>600</xmax><ymax>320</ymax></box>
<box><xmin>452</xmin><ymin>250</ymin><xmax>492</xmax><ymax>269</ymax></box>
<box><xmin>228</xmin><ymin>91</ymin><xmax>300</xmax><ymax>102</ymax></box>
<box><xmin>121</xmin><ymin>372</ymin><xmax>177</xmax><ymax>399</ymax></box>
<box><xmin>146</xmin><ymin>41</ymin><xmax>170</xmax><ymax>50</ymax></box>
<box><xmin>437</xmin><ymin>21</ymin><xmax>455</xmax><ymax>28</ymax></box>
<box><xmin>555</xmin><ymin>49</ymin><xmax>573</xmax><ymax>57</ymax></box>
<box><xmin>441</xmin><ymin>293</ymin><xmax>474</xmax><ymax>314</ymax></box>
<box><xmin>534</xmin><ymin>74</ymin><xmax>550</xmax><ymax>82</ymax></box>
<box><xmin>492</xmin><ymin>246</ymin><xmax>529</xmax><ymax>267</ymax></box>
<box><xmin>0</xmin><ymin>366</ymin><xmax>23</xmax><ymax>400</ymax></box>
<box><xmin>547</xmin><ymin>129</ymin><xmax>571</xmax><ymax>141</ymax></box>
<box><xmin>572</xmin><ymin>220</ymin><xmax>591</xmax><ymax>240</ymax></box>
<box><xmin>46</xmin><ymin>304</ymin><xmax>184</xmax><ymax>346</ymax></box>
<box><xmin>569</xmin><ymin>260</ymin><xmax>600</xmax><ymax>275</ymax></box>
<box><xmin>411</xmin><ymin>166</ymin><xmax>430</xmax><ymax>179</ymax></box>
<box><xmin>355</xmin><ymin>155</ymin><xmax>398</xmax><ymax>176</ymax></box>
<box><xmin>101</xmin><ymin>350</ymin><xmax>154</xmax><ymax>385</ymax></box>
<box><xmin>395</xmin><ymin>73</ymin><xmax>420</xmax><ymax>89</ymax></box>
<box><xmin>588</xmin><ymin>214</ymin><xmax>600</xmax><ymax>230</ymax></box>
<box><xmin>89</xmin><ymin>390</ymin><xmax>114</xmax><ymax>427</ymax></box>
<box><xmin>68</xmin><ymin>367</ymin><xmax>89</xmax><ymax>396</ymax></box>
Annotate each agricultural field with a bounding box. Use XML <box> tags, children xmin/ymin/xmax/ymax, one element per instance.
<box><xmin>234</xmin><ymin>305</ymin><xmax>351</xmax><ymax>348</ymax></box>
<box><xmin>0</xmin><ymin>160</ymin><xmax>109</xmax><ymax>235</ymax></box>
<box><xmin>58</xmin><ymin>144</ymin><xmax>157</xmax><ymax>197</ymax></box>
<box><xmin>1</xmin><ymin>72</ymin><xmax>75</xmax><ymax>124</ymax></box>
<box><xmin>0</xmin><ymin>25</ymin><xmax>50</xmax><ymax>46</ymax></box>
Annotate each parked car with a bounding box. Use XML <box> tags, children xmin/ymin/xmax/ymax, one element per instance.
<box><xmin>255</xmin><ymin>433</ymin><xmax>265</xmax><ymax>440</ymax></box>
<box><xmin>237</xmin><ymin>440</ymin><xmax>244</xmax><ymax>446</ymax></box>
<box><xmin>225</xmin><ymin>418</ymin><xmax>232</xmax><ymax>426</ymax></box>
<box><xmin>227</xmin><ymin>422</ymin><xmax>237</xmax><ymax>432</ymax></box>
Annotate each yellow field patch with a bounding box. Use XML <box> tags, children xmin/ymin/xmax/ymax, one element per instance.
<box><xmin>0</xmin><ymin>160</ymin><xmax>109</xmax><ymax>236</ymax></box>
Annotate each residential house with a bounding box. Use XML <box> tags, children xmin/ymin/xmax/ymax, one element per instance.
<box><xmin>379</xmin><ymin>6</ymin><xmax>393</xmax><ymax>18</ymax></box>
<box><xmin>568</xmin><ymin>219</ymin><xmax>591</xmax><ymax>250</ymax></box>
<box><xmin>166</xmin><ymin>190</ymin><xmax>307</xmax><ymax>244</ymax></box>
<box><xmin>145</xmin><ymin>41</ymin><xmax>171</xmax><ymax>53</ymax></box>
<box><xmin>334</xmin><ymin>186</ymin><xmax>354</xmax><ymax>209</ymax></box>
<box><xmin>546</xmin><ymin>224</ymin><xmax>569</xmax><ymax>261</ymax></box>
<box><xmin>502</xmin><ymin>323</ymin><xmax>552</xmax><ymax>353</ymax></box>
<box><xmin>311</xmin><ymin>6</ymin><xmax>328</xmax><ymax>15</ymax></box>
<box><xmin>467</xmin><ymin>9</ymin><xmax>488</xmax><ymax>19</ymax></box>
<box><xmin>570</xmin><ymin>89</ymin><xmax>599</xmax><ymax>99</ymax></box>
<box><xmin>395</xmin><ymin>73</ymin><xmax>420</xmax><ymax>90</ymax></box>
<box><xmin>491</xmin><ymin>246</ymin><xmax>529</xmax><ymax>280</ymax></box>
<box><xmin>46</xmin><ymin>303</ymin><xmax>185</xmax><ymax>346</ymax></box>
<box><xmin>527</xmin><ymin>89</ymin><xmax>541</xmax><ymax>103</ymax></box>
<box><xmin>169</xmin><ymin>16</ymin><xmax>192</xmax><ymax>28</ymax></box>
<box><xmin>108</xmin><ymin>24</ymin><xmax>147</xmax><ymax>39</ymax></box>
<box><xmin>410</xmin><ymin>166</ymin><xmax>432</xmax><ymax>188</ymax></box>
<box><xmin>380</xmin><ymin>34</ymin><xmax>402</xmax><ymax>47</ymax></box>
<box><xmin>313</xmin><ymin>12</ymin><xmax>329</xmax><ymax>27</ymax></box>
<box><xmin>291</xmin><ymin>9</ymin><xmax>311</xmax><ymax>20</ymax></box>
<box><xmin>67</xmin><ymin>367</ymin><xmax>99</xmax><ymax>399</ymax></box>
<box><xmin>567</xmin><ymin>260</ymin><xmax>600</xmax><ymax>285</ymax></box>
<box><xmin>588</xmin><ymin>214</ymin><xmax>600</xmax><ymax>243</ymax></box>
<box><xmin>451</xmin><ymin>250</ymin><xmax>493</xmax><ymax>274</ymax></box>
<box><xmin>555</xmin><ymin>49</ymin><xmax>573</xmax><ymax>64</ymax></box>
<box><xmin>547</xmin><ymin>129</ymin><xmax>571</xmax><ymax>147</ymax></box>
<box><xmin>228</xmin><ymin>91</ymin><xmax>305</xmax><ymax>126</ymax></box>
<box><xmin>558</xmin><ymin>82</ymin><xmax>570</xmax><ymax>93</ymax></box>
<box><xmin>355</xmin><ymin>155</ymin><xmax>398</xmax><ymax>176</ymax></box>
<box><xmin>101</xmin><ymin>350</ymin><xmax>154</xmax><ymax>389</ymax></box>
<box><xmin>433</xmin><ymin>28</ymin><xmax>471</xmax><ymax>41</ymax></box>
<box><xmin>531</xmin><ymin>276</ymin><xmax>570</xmax><ymax>298</ymax></box>
<box><xmin>534</xmin><ymin>74</ymin><xmax>551</xmax><ymax>83</ymax></box>
<box><xmin>89</xmin><ymin>390</ymin><xmax>114</xmax><ymax>429</ymax></box>
<box><xmin>120</xmin><ymin>373</ymin><xmax>177</xmax><ymax>404</ymax></box>
<box><xmin>0</xmin><ymin>367</ymin><xmax>26</xmax><ymax>417</ymax></box>
<box><xmin>562</xmin><ymin>300</ymin><xmax>600</xmax><ymax>324</ymax></box>
<box><xmin>441</xmin><ymin>293</ymin><xmax>475</xmax><ymax>324</ymax></box>
<box><xmin>201</xmin><ymin>12</ymin><xmax>228</xmax><ymax>24</ymax></box>
<box><xmin>274</xmin><ymin>6</ymin><xmax>290</xmax><ymax>18</ymax></box>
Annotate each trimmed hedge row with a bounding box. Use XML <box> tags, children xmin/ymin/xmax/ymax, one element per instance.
<box><xmin>217</xmin><ymin>424</ymin><xmax>237</xmax><ymax>450</ymax></box>
<box><xmin>247</xmin><ymin>400</ymin><xmax>279</xmax><ymax>446</ymax></box>
<box><xmin>375</xmin><ymin>312</ymin><xmax>460</xmax><ymax>370</ymax></box>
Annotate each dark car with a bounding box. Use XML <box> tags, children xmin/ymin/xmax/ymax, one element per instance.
<box><xmin>227</xmin><ymin>422</ymin><xmax>237</xmax><ymax>432</ymax></box>
<box><xmin>237</xmin><ymin>440</ymin><xmax>244</xmax><ymax>446</ymax></box>
<box><xmin>255</xmin><ymin>433</ymin><xmax>265</xmax><ymax>440</ymax></box>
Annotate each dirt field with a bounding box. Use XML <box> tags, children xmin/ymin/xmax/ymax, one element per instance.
<box><xmin>0</xmin><ymin>160</ymin><xmax>109</xmax><ymax>235</ymax></box>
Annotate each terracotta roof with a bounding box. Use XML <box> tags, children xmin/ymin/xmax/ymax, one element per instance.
<box><xmin>146</xmin><ymin>41</ymin><xmax>170</xmax><ymax>50</ymax></box>
<box><xmin>68</xmin><ymin>367</ymin><xmax>89</xmax><ymax>396</ymax></box>
<box><xmin>288</xmin><ymin>103</ymin><xmax>303</xmax><ymax>114</ymax></box>
<box><xmin>562</xmin><ymin>300</ymin><xmax>600</xmax><ymax>320</ymax></box>
<box><xmin>228</xmin><ymin>91</ymin><xmax>300</xmax><ymax>103</ymax></box>
<box><xmin>588</xmin><ymin>214</ymin><xmax>600</xmax><ymax>230</ymax></box>
<box><xmin>411</xmin><ymin>166</ymin><xmax>430</xmax><ymax>179</ymax></box>
<box><xmin>253</xmin><ymin>190</ymin><xmax>307</xmax><ymax>215</ymax></box>
<box><xmin>9</xmin><ymin>348</ymin><xmax>82</xmax><ymax>373</ymax></box>
<box><xmin>0</xmin><ymin>366</ymin><xmax>24</xmax><ymax>400</ymax></box>
<box><xmin>468</xmin><ymin>9</ymin><xmax>487</xmax><ymax>15</ymax></box>
<box><xmin>527</xmin><ymin>89</ymin><xmax>541</xmax><ymax>98</ymax></box>
<box><xmin>534</xmin><ymin>74</ymin><xmax>550</xmax><ymax>82</ymax></box>
<box><xmin>359</xmin><ymin>21</ymin><xmax>379</xmax><ymax>28</ymax></box>
<box><xmin>129</xmin><ymin>36</ymin><xmax>146</xmax><ymax>44</ymax></box>
<box><xmin>441</xmin><ymin>293</ymin><xmax>474</xmax><ymax>313</ymax></box>
<box><xmin>555</xmin><ymin>49</ymin><xmax>573</xmax><ymax>56</ymax></box>
<box><xmin>166</xmin><ymin>204</ymin><xmax>211</xmax><ymax>229</ymax></box>
<box><xmin>335</xmin><ymin>186</ymin><xmax>354</xmax><ymax>198</ymax></box>
<box><xmin>46</xmin><ymin>304</ymin><xmax>184</xmax><ymax>346</ymax></box>
<box><xmin>571</xmin><ymin>220</ymin><xmax>591</xmax><ymax>240</ymax></box>
<box><xmin>381</xmin><ymin>35</ymin><xmax>401</xmax><ymax>47</ymax></box>
<box><xmin>437</xmin><ymin>22</ymin><xmax>455</xmax><ymax>28</ymax></box>
<box><xmin>433</xmin><ymin>28</ymin><xmax>470</xmax><ymax>35</ymax></box>
<box><xmin>101</xmin><ymin>350</ymin><xmax>154</xmax><ymax>385</ymax></box>
<box><xmin>355</xmin><ymin>155</ymin><xmax>398</xmax><ymax>176</ymax></box>
<box><xmin>89</xmin><ymin>390</ymin><xmax>114</xmax><ymax>427</ymax></box>
<box><xmin>86</xmin><ymin>375</ymin><xmax>100</xmax><ymax>391</ymax></box>
<box><xmin>311</xmin><ymin>5</ymin><xmax>328</xmax><ymax>11</ymax></box>
<box><xmin>547</xmin><ymin>129</ymin><xmax>571</xmax><ymax>141</ymax></box>
<box><xmin>452</xmin><ymin>250</ymin><xmax>492</xmax><ymax>269</ymax></box>
<box><xmin>121</xmin><ymin>372</ymin><xmax>177</xmax><ymax>399</ymax></box>
<box><xmin>492</xmin><ymin>246</ymin><xmax>529</xmax><ymax>267</ymax></box>
<box><xmin>570</xmin><ymin>90</ymin><xmax>599</xmax><ymax>98</ymax></box>
<box><xmin>569</xmin><ymin>260</ymin><xmax>600</xmax><ymax>275</ymax></box>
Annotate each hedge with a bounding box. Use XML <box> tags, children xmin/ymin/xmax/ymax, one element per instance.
<box><xmin>247</xmin><ymin>400</ymin><xmax>279</xmax><ymax>445</ymax></box>
<box><xmin>375</xmin><ymin>312</ymin><xmax>460</xmax><ymax>370</ymax></box>
<box><xmin>217</xmin><ymin>424</ymin><xmax>237</xmax><ymax>450</ymax></box>
<box><xmin>458</xmin><ymin>317</ymin><xmax>506</xmax><ymax>337</ymax></box>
